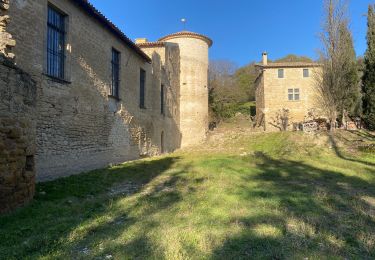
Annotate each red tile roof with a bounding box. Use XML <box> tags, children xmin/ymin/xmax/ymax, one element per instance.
<box><xmin>136</xmin><ymin>42</ymin><xmax>166</xmax><ymax>48</ymax></box>
<box><xmin>158</xmin><ymin>31</ymin><xmax>213</xmax><ymax>47</ymax></box>
<box><xmin>255</xmin><ymin>62</ymin><xmax>322</xmax><ymax>68</ymax></box>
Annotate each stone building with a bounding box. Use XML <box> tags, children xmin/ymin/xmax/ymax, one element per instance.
<box><xmin>138</xmin><ymin>32</ymin><xmax>212</xmax><ymax>147</ymax></box>
<box><xmin>1</xmin><ymin>0</ymin><xmax>212</xmax><ymax>186</ymax></box>
<box><xmin>255</xmin><ymin>53</ymin><xmax>323</xmax><ymax>131</ymax></box>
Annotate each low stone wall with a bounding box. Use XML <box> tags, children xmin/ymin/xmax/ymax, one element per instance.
<box><xmin>0</xmin><ymin>56</ymin><xmax>37</xmax><ymax>214</ymax></box>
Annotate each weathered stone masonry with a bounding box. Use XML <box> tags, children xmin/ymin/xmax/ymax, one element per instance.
<box><xmin>255</xmin><ymin>53</ymin><xmax>322</xmax><ymax>131</ymax></box>
<box><xmin>0</xmin><ymin>0</ymin><xmax>37</xmax><ymax>214</ymax></box>
<box><xmin>0</xmin><ymin>56</ymin><xmax>37</xmax><ymax>214</ymax></box>
<box><xmin>1</xmin><ymin>0</ymin><xmax>211</xmax><ymax>189</ymax></box>
<box><xmin>0</xmin><ymin>0</ymin><xmax>15</xmax><ymax>59</ymax></box>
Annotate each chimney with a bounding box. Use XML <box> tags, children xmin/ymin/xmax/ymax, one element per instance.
<box><xmin>262</xmin><ymin>52</ymin><xmax>268</xmax><ymax>65</ymax></box>
<box><xmin>135</xmin><ymin>38</ymin><xmax>148</xmax><ymax>44</ymax></box>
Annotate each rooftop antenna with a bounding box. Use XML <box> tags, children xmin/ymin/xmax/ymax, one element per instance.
<box><xmin>181</xmin><ymin>18</ymin><xmax>187</xmax><ymax>31</ymax></box>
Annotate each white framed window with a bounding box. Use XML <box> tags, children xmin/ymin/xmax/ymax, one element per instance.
<box><xmin>288</xmin><ymin>88</ymin><xmax>300</xmax><ymax>101</ymax></box>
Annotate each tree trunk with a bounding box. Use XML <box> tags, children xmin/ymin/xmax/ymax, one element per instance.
<box><xmin>342</xmin><ymin>109</ymin><xmax>347</xmax><ymax>129</ymax></box>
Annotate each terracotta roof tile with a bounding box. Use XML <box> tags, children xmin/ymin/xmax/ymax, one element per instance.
<box><xmin>136</xmin><ymin>42</ymin><xmax>166</xmax><ymax>48</ymax></box>
<box><xmin>158</xmin><ymin>31</ymin><xmax>213</xmax><ymax>47</ymax></box>
<box><xmin>255</xmin><ymin>62</ymin><xmax>322</xmax><ymax>68</ymax></box>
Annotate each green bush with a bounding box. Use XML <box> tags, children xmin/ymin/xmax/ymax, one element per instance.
<box><xmin>210</xmin><ymin>102</ymin><xmax>256</xmax><ymax>120</ymax></box>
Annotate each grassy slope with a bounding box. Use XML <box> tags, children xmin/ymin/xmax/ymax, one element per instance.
<box><xmin>0</xmin><ymin>129</ymin><xmax>375</xmax><ymax>259</ymax></box>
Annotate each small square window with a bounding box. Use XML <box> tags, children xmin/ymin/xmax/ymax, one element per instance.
<box><xmin>303</xmin><ymin>69</ymin><xmax>309</xmax><ymax>77</ymax></box>
<box><xmin>278</xmin><ymin>69</ymin><xmax>284</xmax><ymax>78</ymax></box>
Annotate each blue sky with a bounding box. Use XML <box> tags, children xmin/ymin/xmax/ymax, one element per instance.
<box><xmin>89</xmin><ymin>0</ymin><xmax>373</xmax><ymax>66</ymax></box>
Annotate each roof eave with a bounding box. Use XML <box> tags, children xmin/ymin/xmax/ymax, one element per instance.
<box><xmin>72</xmin><ymin>0</ymin><xmax>151</xmax><ymax>63</ymax></box>
<box><xmin>255</xmin><ymin>63</ymin><xmax>323</xmax><ymax>69</ymax></box>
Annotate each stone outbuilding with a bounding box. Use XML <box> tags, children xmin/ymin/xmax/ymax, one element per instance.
<box><xmin>255</xmin><ymin>53</ymin><xmax>323</xmax><ymax>131</ymax></box>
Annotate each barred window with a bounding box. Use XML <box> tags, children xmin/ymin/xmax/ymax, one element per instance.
<box><xmin>111</xmin><ymin>48</ymin><xmax>120</xmax><ymax>98</ymax></box>
<box><xmin>47</xmin><ymin>6</ymin><xmax>66</xmax><ymax>79</ymax></box>
<box><xmin>278</xmin><ymin>69</ymin><xmax>284</xmax><ymax>78</ymax></box>
<box><xmin>140</xmin><ymin>69</ymin><xmax>146</xmax><ymax>108</ymax></box>
<box><xmin>288</xmin><ymin>88</ymin><xmax>300</xmax><ymax>101</ymax></box>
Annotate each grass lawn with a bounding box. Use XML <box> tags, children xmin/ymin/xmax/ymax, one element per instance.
<box><xmin>1</xmin><ymin>129</ymin><xmax>375</xmax><ymax>259</ymax></box>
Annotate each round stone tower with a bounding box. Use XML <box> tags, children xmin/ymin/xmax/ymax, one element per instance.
<box><xmin>159</xmin><ymin>31</ymin><xmax>212</xmax><ymax>147</ymax></box>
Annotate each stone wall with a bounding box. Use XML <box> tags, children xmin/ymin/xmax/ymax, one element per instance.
<box><xmin>0</xmin><ymin>56</ymin><xmax>37</xmax><ymax>214</ymax></box>
<box><xmin>138</xmin><ymin>42</ymin><xmax>181</xmax><ymax>150</ymax></box>
<box><xmin>7</xmin><ymin>0</ymin><xmax>182</xmax><ymax>181</ymax></box>
<box><xmin>255</xmin><ymin>72</ymin><xmax>265</xmax><ymax>129</ymax></box>
<box><xmin>161</xmin><ymin>36</ymin><xmax>210</xmax><ymax>147</ymax></box>
<box><xmin>256</xmin><ymin>66</ymin><xmax>322</xmax><ymax>131</ymax></box>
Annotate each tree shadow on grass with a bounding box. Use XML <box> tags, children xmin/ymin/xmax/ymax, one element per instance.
<box><xmin>0</xmin><ymin>156</ymin><xmax>189</xmax><ymax>259</ymax></box>
<box><xmin>350</xmin><ymin>130</ymin><xmax>375</xmax><ymax>142</ymax></box>
<box><xmin>212</xmin><ymin>152</ymin><xmax>375</xmax><ymax>259</ymax></box>
<box><xmin>328</xmin><ymin>133</ymin><xmax>375</xmax><ymax>167</ymax></box>
<box><xmin>67</xmin><ymin>162</ymin><xmax>196</xmax><ymax>259</ymax></box>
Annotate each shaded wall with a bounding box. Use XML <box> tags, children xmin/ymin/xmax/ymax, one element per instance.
<box><xmin>0</xmin><ymin>56</ymin><xmax>37</xmax><ymax>214</ymax></box>
<box><xmin>7</xmin><ymin>0</ymin><xmax>181</xmax><ymax>181</ymax></box>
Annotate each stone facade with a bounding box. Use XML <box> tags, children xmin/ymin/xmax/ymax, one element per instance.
<box><xmin>255</xmin><ymin>53</ymin><xmax>322</xmax><ymax>131</ymax></box>
<box><xmin>139</xmin><ymin>32</ymin><xmax>212</xmax><ymax>147</ymax></box>
<box><xmin>0</xmin><ymin>56</ymin><xmax>37</xmax><ymax>214</ymax></box>
<box><xmin>2</xmin><ymin>0</ymin><xmax>211</xmax><ymax>182</ymax></box>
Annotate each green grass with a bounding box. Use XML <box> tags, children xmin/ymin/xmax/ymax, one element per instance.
<box><xmin>1</xmin><ymin>130</ymin><xmax>375</xmax><ymax>259</ymax></box>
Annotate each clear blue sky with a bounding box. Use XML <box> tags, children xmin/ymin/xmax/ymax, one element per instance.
<box><xmin>89</xmin><ymin>0</ymin><xmax>373</xmax><ymax>66</ymax></box>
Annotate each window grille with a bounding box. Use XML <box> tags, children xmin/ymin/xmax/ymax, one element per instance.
<box><xmin>47</xmin><ymin>6</ymin><xmax>66</xmax><ymax>79</ymax></box>
<box><xmin>111</xmin><ymin>48</ymin><xmax>120</xmax><ymax>98</ymax></box>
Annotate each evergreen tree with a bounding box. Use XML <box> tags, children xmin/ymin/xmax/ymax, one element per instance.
<box><xmin>362</xmin><ymin>5</ymin><xmax>375</xmax><ymax>130</ymax></box>
<box><xmin>317</xmin><ymin>0</ymin><xmax>360</xmax><ymax>129</ymax></box>
<box><xmin>337</xmin><ymin>22</ymin><xmax>360</xmax><ymax>124</ymax></box>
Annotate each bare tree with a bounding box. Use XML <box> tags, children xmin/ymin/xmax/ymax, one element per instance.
<box><xmin>315</xmin><ymin>0</ymin><xmax>360</xmax><ymax>130</ymax></box>
<box><xmin>208</xmin><ymin>60</ymin><xmax>237</xmax><ymax>92</ymax></box>
<box><xmin>270</xmin><ymin>108</ymin><xmax>291</xmax><ymax>131</ymax></box>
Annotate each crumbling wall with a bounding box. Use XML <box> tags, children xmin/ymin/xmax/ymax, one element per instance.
<box><xmin>0</xmin><ymin>0</ymin><xmax>15</xmax><ymax>59</ymax></box>
<box><xmin>0</xmin><ymin>56</ymin><xmax>37</xmax><ymax>214</ymax></box>
<box><xmin>0</xmin><ymin>1</ymin><xmax>36</xmax><ymax>214</ymax></box>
